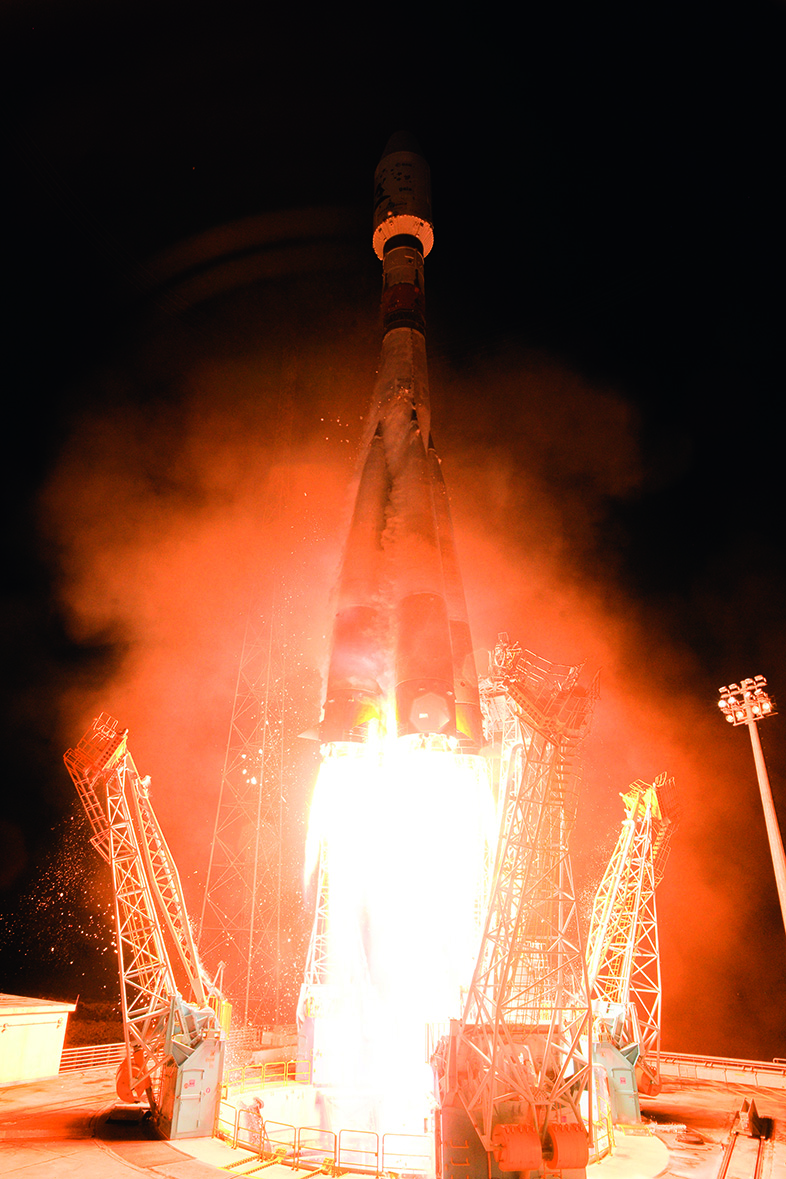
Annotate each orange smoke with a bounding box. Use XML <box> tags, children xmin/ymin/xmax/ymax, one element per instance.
<box><xmin>34</xmin><ymin>271</ymin><xmax>785</xmax><ymax>1060</ymax></box>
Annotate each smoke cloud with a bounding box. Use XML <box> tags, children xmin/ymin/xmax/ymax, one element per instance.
<box><xmin>22</xmin><ymin>259</ymin><xmax>785</xmax><ymax>1059</ymax></box>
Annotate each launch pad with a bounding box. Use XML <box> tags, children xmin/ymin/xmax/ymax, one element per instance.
<box><xmin>216</xmin><ymin>1078</ymin><xmax>435</xmax><ymax>1175</ymax></box>
<box><xmin>49</xmin><ymin>132</ymin><xmax>785</xmax><ymax>1179</ymax></box>
<box><xmin>10</xmin><ymin>1058</ymin><xmax>786</xmax><ymax>1179</ymax></box>
<box><xmin>57</xmin><ymin>137</ymin><xmax>605</xmax><ymax>1177</ymax></box>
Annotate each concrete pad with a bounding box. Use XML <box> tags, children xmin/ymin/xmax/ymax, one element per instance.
<box><xmin>1</xmin><ymin>1142</ymin><xmax>72</xmax><ymax>1170</ymax></box>
<box><xmin>99</xmin><ymin>1137</ymin><xmax>193</xmax><ymax>1166</ymax></box>
<box><xmin>149</xmin><ymin>1159</ymin><xmax>243</xmax><ymax>1179</ymax></box>
<box><xmin>0</xmin><ymin>1070</ymin><xmax>229</xmax><ymax>1178</ymax></box>
<box><xmin>6</xmin><ymin>1068</ymin><xmax>786</xmax><ymax>1179</ymax></box>
<box><xmin>3</xmin><ymin>1137</ymin><xmax>168</xmax><ymax>1178</ymax></box>
<box><xmin>587</xmin><ymin>1129</ymin><xmax>670</xmax><ymax>1179</ymax></box>
<box><xmin>171</xmin><ymin>1136</ymin><xmax>259</xmax><ymax>1167</ymax></box>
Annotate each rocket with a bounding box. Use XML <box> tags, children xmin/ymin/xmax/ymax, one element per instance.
<box><xmin>321</xmin><ymin>133</ymin><xmax>482</xmax><ymax>750</ymax></box>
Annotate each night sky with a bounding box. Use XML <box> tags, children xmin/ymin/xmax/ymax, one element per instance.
<box><xmin>2</xmin><ymin>2</ymin><xmax>785</xmax><ymax>1060</ymax></box>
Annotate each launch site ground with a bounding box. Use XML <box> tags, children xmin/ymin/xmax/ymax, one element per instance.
<box><xmin>4</xmin><ymin>1066</ymin><xmax>786</xmax><ymax>1179</ymax></box>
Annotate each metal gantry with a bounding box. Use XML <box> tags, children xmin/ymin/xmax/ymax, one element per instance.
<box><xmin>199</xmin><ymin>607</ymin><xmax>289</xmax><ymax>1027</ymax></box>
<box><xmin>64</xmin><ymin>715</ymin><xmax>225</xmax><ymax>1135</ymax></box>
<box><xmin>586</xmin><ymin>773</ymin><xmax>678</xmax><ymax>1097</ymax></box>
<box><xmin>197</xmin><ymin>367</ymin><xmax>308</xmax><ymax>1030</ymax></box>
<box><xmin>299</xmin><ymin>827</ymin><xmax>330</xmax><ymax>1015</ymax></box>
<box><xmin>435</xmin><ymin>637</ymin><xmax>598</xmax><ymax>1177</ymax></box>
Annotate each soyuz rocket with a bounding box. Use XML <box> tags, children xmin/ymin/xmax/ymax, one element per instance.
<box><xmin>321</xmin><ymin>133</ymin><xmax>483</xmax><ymax>750</ymax></box>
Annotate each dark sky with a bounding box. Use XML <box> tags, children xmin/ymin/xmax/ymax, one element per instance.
<box><xmin>2</xmin><ymin>2</ymin><xmax>785</xmax><ymax>1059</ymax></box>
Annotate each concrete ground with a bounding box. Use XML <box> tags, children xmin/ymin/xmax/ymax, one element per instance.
<box><xmin>588</xmin><ymin>1127</ymin><xmax>669</xmax><ymax>1179</ymax></box>
<box><xmin>0</xmin><ymin>1068</ymin><xmax>221</xmax><ymax>1178</ymax></box>
<box><xmin>641</xmin><ymin>1076</ymin><xmax>786</xmax><ymax>1178</ymax></box>
<box><xmin>3</xmin><ymin>1068</ymin><xmax>785</xmax><ymax>1178</ymax></box>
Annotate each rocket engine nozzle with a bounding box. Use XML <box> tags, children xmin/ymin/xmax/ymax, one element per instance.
<box><xmin>321</xmin><ymin>687</ymin><xmax>383</xmax><ymax>744</ymax></box>
<box><xmin>396</xmin><ymin>680</ymin><xmax>456</xmax><ymax>738</ymax></box>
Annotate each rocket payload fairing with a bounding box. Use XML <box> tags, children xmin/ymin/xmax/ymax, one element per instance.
<box><xmin>322</xmin><ymin>133</ymin><xmax>483</xmax><ymax>749</ymax></box>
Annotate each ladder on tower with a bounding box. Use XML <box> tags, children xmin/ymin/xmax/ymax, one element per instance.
<box><xmin>435</xmin><ymin>636</ymin><xmax>598</xmax><ymax>1178</ymax></box>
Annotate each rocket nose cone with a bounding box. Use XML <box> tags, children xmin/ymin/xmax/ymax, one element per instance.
<box><xmin>380</xmin><ymin>130</ymin><xmax>425</xmax><ymax>160</ymax></box>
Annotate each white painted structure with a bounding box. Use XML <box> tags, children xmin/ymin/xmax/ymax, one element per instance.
<box><xmin>0</xmin><ymin>993</ymin><xmax>76</xmax><ymax>1084</ymax></box>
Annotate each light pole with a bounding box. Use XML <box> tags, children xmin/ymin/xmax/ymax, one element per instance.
<box><xmin>718</xmin><ymin>677</ymin><xmax>786</xmax><ymax>937</ymax></box>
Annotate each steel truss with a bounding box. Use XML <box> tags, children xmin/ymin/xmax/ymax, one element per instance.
<box><xmin>64</xmin><ymin>714</ymin><xmax>212</xmax><ymax>1105</ymax></box>
<box><xmin>197</xmin><ymin>364</ymin><xmax>306</xmax><ymax>1030</ymax></box>
<box><xmin>437</xmin><ymin>638</ymin><xmax>597</xmax><ymax>1170</ymax></box>
<box><xmin>586</xmin><ymin>773</ymin><xmax>678</xmax><ymax>1091</ymax></box>
<box><xmin>298</xmin><ymin>811</ymin><xmax>330</xmax><ymax>1019</ymax></box>
<box><xmin>199</xmin><ymin>607</ymin><xmax>289</xmax><ymax>1027</ymax></box>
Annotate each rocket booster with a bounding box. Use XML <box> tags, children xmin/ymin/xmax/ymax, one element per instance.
<box><xmin>322</xmin><ymin>134</ymin><xmax>482</xmax><ymax>749</ymax></box>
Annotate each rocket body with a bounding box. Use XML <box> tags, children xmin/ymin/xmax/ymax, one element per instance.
<box><xmin>322</xmin><ymin>134</ymin><xmax>481</xmax><ymax>749</ymax></box>
<box><xmin>303</xmin><ymin>139</ymin><xmax>495</xmax><ymax>1135</ymax></box>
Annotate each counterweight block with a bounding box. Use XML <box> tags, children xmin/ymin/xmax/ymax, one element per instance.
<box><xmin>491</xmin><ymin>1122</ymin><xmax>543</xmax><ymax>1172</ymax></box>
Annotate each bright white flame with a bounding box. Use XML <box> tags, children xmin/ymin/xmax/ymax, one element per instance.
<box><xmin>301</xmin><ymin>734</ymin><xmax>496</xmax><ymax>1143</ymax></box>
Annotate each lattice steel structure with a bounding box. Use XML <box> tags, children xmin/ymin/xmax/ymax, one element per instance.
<box><xmin>298</xmin><ymin>787</ymin><xmax>330</xmax><ymax>1021</ymax></box>
<box><xmin>199</xmin><ymin>607</ymin><xmax>289</xmax><ymax>1026</ymax></box>
<box><xmin>436</xmin><ymin>637</ymin><xmax>598</xmax><ymax>1176</ymax></box>
<box><xmin>196</xmin><ymin>365</ymin><xmax>308</xmax><ymax>1031</ymax></box>
<box><xmin>64</xmin><ymin>714</ymin><xmax>222</xmax><ymax>1124</ymax></box>
<box><xmin>586</xmin><ymin>773</ymin><xmax>678</xmax><ymax>1093</ymax></box>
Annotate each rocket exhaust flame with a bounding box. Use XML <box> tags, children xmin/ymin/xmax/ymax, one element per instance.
<box><xmin>301</xmin><ymin>737</ymin><xmax>495</xmax><ymax>1136</ymax></box>
<box><xmin>300</xmin><ymin>135</ymin><xmax>494</xmax><ymax>1152</ymax></box>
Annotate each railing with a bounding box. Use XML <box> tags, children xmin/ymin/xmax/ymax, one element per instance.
<box><xmin>215</xmin><ymin>1096</ymin><xmax>245</xmax><ymax>1148</ymax></box>
<box><xmin>297</xmin><ymin>1126</ymin><xmax>337</xmax><ymax>1169</ymax></box>
<box><xmin>59</xmin><ymin>1032</ymin><xmax>293</xmax><ymax>1078</ymax></box>
<box><xmin>262</xmin><ymin>1119</ymin><xmax>298</xmax><ymax>1158</ymax></box>
<box><xmin>226</xmin><ymin>1025</ymin><xmax>266</xmax><ymax>1052</ymax></box>
<box><xmin>58</xmin><ymin>1048</ymin><xmax>309</xmax><ymax>1086</ymax></box>
<box><xmin>222</xmin><ymin>1058</ymin><xmax>311</xmax><ymax>1092</ymax></box>
<box><xmin>215</xmin><ymin>1100</ymin><xmax>433</xmax><ymax>1174</ymax></box>
<box><xmin>382</xmin><ymin>1132</ymin><xmax>434</xmax><ymax>1174</ymax></box>
<box><xmin>590</xmin><ymin>1109</ymin><xmax>615</xmax><ymax>1164</ymax></box>
<box><xmin>338</xmin><ymin>1128</ymin><xmax>379</xmax><ymax>1174</ymax></box>
<box><xmin>60</xmin><ymin>1042</ymin><xmax>126</xmax><ymax>1073</ymax></box>
<box><xmin>659</xmin><ymin>1052</ymin><xmax>786</xmax><ymax>1089</ymax></box>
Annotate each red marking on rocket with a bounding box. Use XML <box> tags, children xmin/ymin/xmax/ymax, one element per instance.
<box><xmin>321</xmin><ymin>134</ymin><xmax>482</xmax><ymax>749</ymax></box>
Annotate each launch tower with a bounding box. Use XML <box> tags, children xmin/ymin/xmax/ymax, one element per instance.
<box><xmin>433</xmin><ymin>637</ymin><xmax>599</xmax><ymax>1177</ymax></box>
<box><xmin>64</xmin><ymin>714</ymin><xmax>226</xmax><ymax>1138</ymax></box>
<box><xmin>587</xmin><ymin>772</ymin><xmax>679</xmax><ymax>1103</ymax></box>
